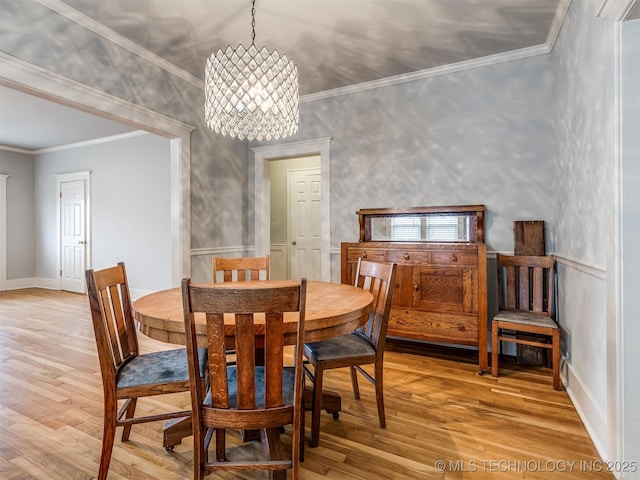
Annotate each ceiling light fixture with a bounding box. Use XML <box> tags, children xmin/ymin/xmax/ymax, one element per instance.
<box><xmin>204</xmin><ymin>0</ymin><xmax>299</xmax><ymax>141</ymax></box>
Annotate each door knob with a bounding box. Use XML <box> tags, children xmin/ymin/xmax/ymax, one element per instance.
<box><xmin>291</xmin><ymin>241</ymin><xmax>297</xmax><ymax>245</ymax></box>
<box><xmin>78</xmin><ymin>240</ymin><xmax>86</xmax><ymax>245</ymax></box>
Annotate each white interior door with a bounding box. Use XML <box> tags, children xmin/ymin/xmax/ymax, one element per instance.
<box><xmin>60</xmin><ymin>180</ymin><xmax>86</xmax><ymax>293</ymax></box>
<box><xmin>288</xmin><ymin>168</ymin><xmax>321</xmax><ymax>280</ymax></box>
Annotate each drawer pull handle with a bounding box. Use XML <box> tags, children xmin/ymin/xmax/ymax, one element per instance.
<box><xmin>362</xmin><ymin>252</ymin><xmax>368</xmax><ymax>259</ymax></box>
<box><xmin>451</xmin><ymin>254</ymin><xmax>458</xmax><ymax>262</ymax></box>
<box><xmin>403</xmin><ymin>253</ymin><xmax>410</xmax><ymax>260</ymax></box>
<box><xmin>457</xmin><ymin>323</ymin><xmax>465</xmax><ymax>331</ymax></box>
<box><xmin>413</xmin><ymin>284</ymin><xmax>420</xmax><ymax>292</ymax></box>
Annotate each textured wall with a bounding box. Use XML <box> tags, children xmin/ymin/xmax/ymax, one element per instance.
<box><xmin>0</xmin><ymin>0</ymin><xmax>250</xmax><ymax>259</ymax></box>
<box><xmin>255</xmin><ymin>54</ymin><xmax>556</xmax><ymax>255</ymax></box>
<box><xmin>0</xmin><ymin>150</ymin><xmax>35</xmax><ymax>280</ymax></box>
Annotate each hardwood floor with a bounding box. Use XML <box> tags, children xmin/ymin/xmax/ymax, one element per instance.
<box><xmin>0</xmin><ymin>288</ymin><xmax>613</xmax><ymax>480</ymax></box>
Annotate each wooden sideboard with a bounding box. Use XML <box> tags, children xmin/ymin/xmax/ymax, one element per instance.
<box><xmin>341</xmin><ymin>205</ymin><xmax>488</xmax><ymax>372</ymax></box>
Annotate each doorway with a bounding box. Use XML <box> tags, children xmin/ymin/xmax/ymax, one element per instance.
<box><xmin>252</xmin><ymin>138</ymin><xmax>332</xmax><ymax>282</ymax></box>
<box><xmin>268</xmin><ymin>156</ymin><xmax>321</xmax><ymax>280</ymax></box>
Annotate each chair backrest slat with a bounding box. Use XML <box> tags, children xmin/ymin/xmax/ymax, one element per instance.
<box><xmin>518</xmin><ymin>265</ymin><xmax>530</xmax><ymax>308</ymax></box>
<box><xmin>532</xmin><ymin>266</ymin><xmax>544</xmax><ymax>311</ymax></box>
<box><xmin>505</xmin><ymin>265</ymin><xmax>516</xmax><ymax>309</ymax></box>
<box><xmin>265</xmin><ymin>312</ymin><xmax>285</xmax><ymax>407</ymax></box>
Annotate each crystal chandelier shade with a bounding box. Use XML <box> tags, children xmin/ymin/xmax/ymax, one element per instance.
<box><xmin>205</xmin><ymin>45</ymin><xmax>299</xmax><ymax>141</ymax></box>
<box><xmin>204</xmin><ymin>1</ymin><xmax>299</xmax><ymax>141</ymax></box>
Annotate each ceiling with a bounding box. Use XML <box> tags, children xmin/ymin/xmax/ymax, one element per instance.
<box><xmin>1</xmin><ymin>0</ymin><xmax>638</xmax><ymax>151</ymax></box>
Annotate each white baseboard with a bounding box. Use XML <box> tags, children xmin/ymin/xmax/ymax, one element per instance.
<box><xmin>563</xmin><ymin>358</ymin><xmax>610</xmax><ymax>462</ymax></box>
<box><xmin>4</xmin><ymin>277</ymin><xmax>60</xmax><ymax>290</ymax></box>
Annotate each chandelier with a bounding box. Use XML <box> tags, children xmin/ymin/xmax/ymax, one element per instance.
<box><xmin>204</xmin><ymin>0</ymin><xmax>299</xmax><ymax>141</ymax></box>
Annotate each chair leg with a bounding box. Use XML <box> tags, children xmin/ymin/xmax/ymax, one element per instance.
<box><xmin>309</xmin><ymin>365</ymin><xmax>324</xmax><ymax>448</ymax></box>
<box><xmin>552</xmin><ymin>329</ymin><xmax>562</xmax><ymax>390</ymax></box>
<box><xmin>491</xmin><ymin>324</ymin><xmax>499</xmax><ymax>378</ymax></box>
<box><xmin>350</xmin><ymin>366</ymin><xmax>360</xmax><ymax>400</ymax></box>
<box><xmin>98</xmin><ymin>405</ymin><xmax>117</xmax><ymax>480</ymax></box>
<box><xmin>121</xmin><ymin>397</ymin><xmax>137</xmax><ymax>441</ymax></box>
<box><xmin>192</xmin><ymin>425</ymin><xmax>203</xmax><ymax>480</ymax></box>
<box><xmin>299</xmin><ymin>396</ymin><xmax>306</xmax><ymax>462</ymax></box>
<box><xmin>374</xmin><ymin>362</ymin><xmax>386</xmax><ymax>428</ymax></box>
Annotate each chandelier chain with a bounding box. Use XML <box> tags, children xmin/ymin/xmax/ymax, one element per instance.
<box><xmin>251</xmin><ymin>0</ymin><xmax>256</xmax><ymax>46</ymax></box>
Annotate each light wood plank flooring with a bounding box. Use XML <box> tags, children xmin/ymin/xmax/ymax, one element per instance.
<box><xmin>0</xmin><ymin>288</ymin><xmax>613</xmax><ymax>479</ymax></box>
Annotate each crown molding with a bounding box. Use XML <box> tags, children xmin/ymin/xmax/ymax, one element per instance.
<box><xmin>0</xmin><ymin>145</ymin><xmax>34</xmax><ymax>155</ymax></box>
<box><xmin>300</xmin><ymin>44</ymin><xmax>550</xmax><ymax>103</ymax></box>
<box><xmin>34</xmin><ymin>130</ymin><xmax>150</xmax><ymax>154</ymax></box>
<box><xmin>545</xmin><ymin>0</ymin><xmax>573</xmax><ymax>51</ymax></box>
<box><xmin>34</xmin><ymin>0</ymin><xmax>203</xmax><ymax>89</ymax></box>
<box><xmin>597</xmin><ymin>0</ymin><xmax>638</xmax><ymax>20</ymax></box>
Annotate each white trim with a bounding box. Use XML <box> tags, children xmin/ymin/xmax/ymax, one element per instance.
<box><xmin>597</xmin><ymin>0</ymin><xmax>638</xmax><ymax>19</ymax></box>
<box><xmin>545</xmin><ymin>0</ymin><xmax>573</xmax><ymax>51</ymax></box>
<box><xmin>34</xmin><ymin>0</ymin><xmax>203</xmax><ymax>89</ymax></box>
<box><xmin>252</xmin><ymin>138</ymin><xmax>332</xmax><ymax>282</ymax></box>
<box><xmin>554</xmin><ymin>254</ymin><xmax>607</xmax><ymax>280</ymax></box>
<box><xmin>0</xmin><ymin>54</ymin><xmax>194</xmax><ymax>137</ymax></box>
<box><xmin>613</xmin><ymin>1</ymin><xmax>638</xmax><ymax>474</ymax></box>
<box><xmin>0</xmin><ymin>145</ymin><xmax>34</xmax><ymax>155</ymax></box>
<box><xmin>34</xmin><ymin>130</ymin><xmax>149</xmax><ymax>154</ymax></box>
<box><xmin>0</xmin><ymin>53</ymin><xmax>194</xmax><ymax>285</ymax></box>
<box><xmin>0</xmin><ymin>174</ymin><xmax>9</xmax><ymax>291</ymax></box>
<box><xmin>564</xmin><ymin>360</ymin><xmax>611</xmax><ymax>462</ymax></box>
<box><xmin>191</xmin><ymin>246</ymin><xmax>255</xmax><ymax>257</ymax></box>
<box><xmin>55</xmin><ymin>171</ymin><xmax>91</xmax><ymax>292</ymax></box>
<box><xmin>300</xmin><ymin>46</ymin><xmax>549</xmax><ymax>103</ymax></box>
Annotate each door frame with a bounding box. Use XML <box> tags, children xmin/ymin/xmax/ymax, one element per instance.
<box><xmin>252</xmin><ymin>138</ymin><xmax>332</xmax><ymax>282</ymax></box>
<box><xmin>0</xmin><ymin>174</ymin><xmax>9</xmax><ymax>291</ymax></box>
<box><xmin>56</xmin><ymin>171</ymin><xmax>91</xmax><ymax>292</ymax></box>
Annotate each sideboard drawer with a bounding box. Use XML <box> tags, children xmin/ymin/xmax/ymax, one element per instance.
<box><xmin>430</xmin><ymin>250</ymin><xmax>478</xmax><ymax>266</ymax></box>
<box><xmin>345</xmin><ymin>248</ymin><xmax>386</xmax><ymax>262</ymax></box>
<box><xmin>386</xmin><ymin>250</ymin><xmax>431</xmax><ymax>264</ymax></box>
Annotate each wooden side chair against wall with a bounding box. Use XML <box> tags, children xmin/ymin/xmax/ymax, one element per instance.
<box><xmin>182</xmin><ymin>278</ymin><xmax>307</xmax><ymax>480</ymax></box>
<box><xmin>302</xmin><ymin>259</ymin><xmax>396</xmax><ymax>447</ymax></box>
<box><xmin>85</xmin><ymin>262</ymin><xmax>208</xmax><ymax>480</ymax></box>
<box><xmin>212</xmin><ymin>255</ymin><xmax>270</xmax><ymax>283</ymax></box>
<box><xmin>491</xmin><ymin>254</ymin><xmax>561</xmax><ymax>390</ymax></box>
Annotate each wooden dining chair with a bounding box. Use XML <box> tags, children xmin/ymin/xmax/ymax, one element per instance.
<box><xmin>491</xmin><ymin>254</ymin><xmax>561</xmax><ymax>390</ymax></box>
<box><xmin>85</xmin><ymin>262</ymin><xmax>208</xmax><ymax>480</ymax></box>
<box><xmin>182</xmin><ymin>278</ymin><xmax>307</xmax><ymax>480</ymax></box>
<box><xmin>212</xmin><ymin>255</ymin><xmax>270</xmax><ymax>283</ymax></box>
<box><xmin>303</xmin><ymin>259</ymin><xmax>396</xmax><ymax>447</ymax></box>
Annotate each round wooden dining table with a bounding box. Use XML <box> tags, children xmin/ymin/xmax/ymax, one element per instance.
<box><xmin>132</xmin><ymin>279</ymin><xmax>373</xmax><ymax>451</ymax></box>
<box><xmin>134</xmin><ymin>280</ymin><xmax>373</xmax><ymax>347</ymax></box>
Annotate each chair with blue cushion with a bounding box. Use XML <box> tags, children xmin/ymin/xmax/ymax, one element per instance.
<box><xmin>85</xmin><ymin>262</ymin><xmax>207</xmax><ymax>480</ymax></box>
<box><xmin>303</xmin><ymin>259</ymin><xmax>396</xmax><ymax>447</ymax></box>
<box><xmin>182</xmin><ymin>278</ymin><xmax>307</xmax><ymax>480</ymax></box>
